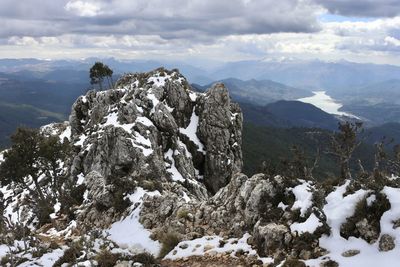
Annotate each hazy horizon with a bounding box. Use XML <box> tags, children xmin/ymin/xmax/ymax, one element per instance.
<box><xmin>1</xmin><ymin>0</ymin><xmax>400</xmax><ymax>65</ymax></box>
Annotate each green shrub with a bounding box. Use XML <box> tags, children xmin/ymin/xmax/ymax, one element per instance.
<box><xmin>1</xmin><ymin>255</ymin><xmax>29</xmax><ymax>266</ymax></box>
<box><xmin>31</xmin><ymin>246</ymin><xmax>49</xmax><ymax>258</ymax></box>
<box><xmin>95</xmin><ymin>249</ymin><xmax>119</xmax><ymax>267</ymax></box>
<box><xmin>112</xmin><ymin>189</ymin><xmax>131</xmax><ymax>213</ymax></box>
<box><xmin>140</xmin><ymin>180</ymin><xmax>163</xmax><ymax>193</ymax></box>
<box><xmin>36</xmin><ymin>198</ymin><xmax>54</xmax><ymax>226</ymax></box>
<box><xmin>282</xmin><ymin>258</ymin><xmax>306</xmax><ymax>267</ymax></box>
<box><xmin>340</xmin><ymin>193</ymin><xmax>390</xmax><ymax>242</ymax></box>
<box><xmin>52</xmin><ymin>242</ymin><xmax>82</xmax><ymax>267</ymax></box>
<box><xmin>158</xmin><ymin>231</ymin><xmax>181</xmax><ymax>259</ymax></box>
<box><xmin>132</xmin><ymin>252</ymin><xmax>157</xmax><ymax>267</ymax></box>
<box><xmin>321</xmin><ymin>260</ymin><xmax>339</xmax><ymax>267</ymax></box>
<box><xmin>176</xmin><ymin>209</ymin><xmax>190</xmax><ymax>220</ymax></box>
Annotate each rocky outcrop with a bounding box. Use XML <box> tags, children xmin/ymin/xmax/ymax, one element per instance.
<box><xmin>197</xmin><ymin>83</ymin><xmax>243</xmax><ymax>193</ymax></box>
<box><xmin>140</xmin><ymin>172</ymin><xmax>331</xmax><ymax>261</ymax></box>
<box><xmin>65</xmin><ymin>68</ymin><xmax>243</xmax><ymax>225</ymax></box>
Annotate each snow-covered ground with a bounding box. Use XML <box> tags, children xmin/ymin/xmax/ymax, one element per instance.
<box><xmin>165</xmin><ymin>233</ymin><xmax>273</xmax><ymax>265</ymax></box>
<box><xmin>106</xmin><ymin>187</ymin><xmax>161</xmax><ymax>256</ymax></box>
<box><xmin>305</xmin><ymin>182</ymin><xmax>400</xmax><ymax>267</ymax></box>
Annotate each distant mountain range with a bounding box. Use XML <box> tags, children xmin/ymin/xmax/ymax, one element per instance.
<box><xmin>0</xmin><ymin>71</ymin><xmax>87</xmax><ymax>146</ymax></box>
<box><xmin>2</xmin><ymin>58</ymin><xmax>400</xmax><ymax>89</ymax></box>
<box><xmin>193</xmin><ymin>78</ymin><xmax>311</xmax><ymax>106</ymax></box>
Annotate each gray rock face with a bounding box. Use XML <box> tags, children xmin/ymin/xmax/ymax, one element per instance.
<box><xmin>85</xmin><ymin>171</ymin><xmax>113</xmax><ymax>208</ymax></box>
<box><xmin>355</xmin><ymin>218</ymin><xmax>379</xmax><ymax>243</ymax></box>
<box><xmin>252</xmin><ymin>221</ymin><xmax>291</xmax><ymax>257</ymax></box>
<box><xmin>140</xmin><ymin>172</ymin><xmax>301</xmax><ymax>246</ymax></box>
<box><xmin>379</xmin><ymin>234</ymin><xmax>395</xmax><ymax>251</ymax></box>
<box><xmin>66</xmin><ymin>68</ymin><xmax>242</xmax><ymax>224</ymax></box>
<box><xmin>197</xmin><ymin>83</ymin><xmax>243</xmax><ymax>193</ymax></box>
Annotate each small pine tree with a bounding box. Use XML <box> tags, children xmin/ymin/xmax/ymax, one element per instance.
<box><xmin>89</xmin><ymin>62</ymin><xmax>114</xmax><ymax>90</ymax></box>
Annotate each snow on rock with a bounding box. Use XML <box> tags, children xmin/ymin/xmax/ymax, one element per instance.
<box><xmin>147</xmin><ymin>92</ymin><xmax>160</xmax><ymax>114</ymax></box>
<box><xmin>18</xmin><ymin>248</ymin><xmax>65</xmax><ymax>267</ymax></box>
<box><xmin>76</xmin><ymin>173</ymin><xmax>85</xmax><ymax>185</ymax></box>
<box><xmin>147</xmin><ymin>71</ymin><xmax>186</xmax><ymax>88</ymax></box>
<box><xmin>189</xmin><ymin>92</ymin><xmax>198</xmax><ymax>102</ymax></box>
<box><xmin>107</xmin><ymin>187</ymin><xmax>161</xmax><ymax>256</ymax></box>
<box><xmin>49</xmin><ymin>202</ymin><xmax>61</xmax><ymax>219</ymax></box>
<box><xmin>179</xmin><ymin>111</ymin><xmax>205</xmax><ymax>153</ymax></box>
<box><xmin>164</xmin><ymin>149</ymin><xmax>185</xmax><ymax>182</ymax></box>
<box><xmin>306</xmin><ymin>181</ymin><xmax>374</xmax><ymax>267</ymax></box>
<box><xmin>278</xmin><ymin>202</ymin><xmax>288</xmax><ymax>210</ymax></box>
<box><xmin>74</xmin><ymin>133</ymin><xmax>87</xmax><ymax>147</ymax></box>
<box><xmin>0</xmin><ymin>185</ymin><xmax>31</xmax><ymax>225</ymax></box>
<box><xmin>366</xmin><ymin>194</ymin><xmax>376</xmax><ymax>206</ymax></box>
<box><xmin>181</xmin><ymin>191</ymin><xmax>191</xmax><ymax>203</ymax></box>
<box><xmin>59</xmin><ymin>125</ymin><xmax>71</xmax><ymax>141</ymax></box>
<box><xmin>290</xmin><ymin>213</ymin><xmax>322</xmax><ymax>234</ymax></box>
<box><xmin>380</xmin><ymin>187</ymin><xmax>400</xmax><ymax>239</ymax></box>
<box><xmin>0</xmin><ymin>244</ymin><xmax>9</xmax><ymax>259</ymax></box>
<box><xmin>102</xmin><ymin>111</ymin><xmax>153</xmax><ymax>156</ymax></box>
<box><xmin>291</xmin><ymin>180</ymin><xmax>314</xmax><ymax>217</ymax></box>
<box><xmin>323</xmin><ymin>180</ymin><xmax>368</xmax><ymax>236</ymax></box>
<box><xmin>165</xmin><ymin>233</ymin><xmax>273</xmax><ymax>264</ymax></box>
<box><xmin>103</xmin><ymin>111</ymin><xmax>135</xmax><ymax>133</ymax></box>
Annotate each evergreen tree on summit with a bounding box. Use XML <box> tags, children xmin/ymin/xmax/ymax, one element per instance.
<box><xmin>89</xmin><ymin>61</ymin><xmax>114</xmax><ymax>90</ymax></box>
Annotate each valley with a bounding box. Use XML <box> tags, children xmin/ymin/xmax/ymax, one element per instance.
<box><xmin>298</xmin><ymin>91</ymin><xmax>357</xmax><ymax>118</ymax></box>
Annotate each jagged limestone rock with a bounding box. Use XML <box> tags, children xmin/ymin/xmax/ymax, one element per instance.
<box><xmin>379</xmin><ymin>234</ymin><xmax>395</xmax><ymax>251</ymax></box>
<box><xmin>252</xmin><ymin>221</ymin><xmax>291</xmax><ymax>257</ymax></box>
<box><xmin>355</xmin><ymin>218</ymin><xmax>379</xmax><ymax>243</ymax></box>
<box><xmin>68</xmin><ymin>69</ymin><xmax>242</xmax><ymax>203</ymax></box>
<box><xmin>197</xmin><ymin>83</ymin><xmax>243</xmax><ymax>193</ymax></box>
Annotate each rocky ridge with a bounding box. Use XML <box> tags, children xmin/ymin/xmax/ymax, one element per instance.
<box><xmin>65</xmin><ymin>68</ymin><xmax>243</xmax><ymax>227</ymax></box>
<box><xmin>0</xmin><ymin>68</ymin><xmax>400</xmax><ymax>266</ymax></box>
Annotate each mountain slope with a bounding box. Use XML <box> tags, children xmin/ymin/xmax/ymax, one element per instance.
<box><xmin>0</xmin><ymin>102</ymin><xmax>63</xmax><ymax>147</ymax></box>
<box><xmin>0</xmin><ymin>72</ymin><xmax>88</xmax><ymax>145</ymax></box>
<box><xmin>240</xmin><ymin>100</ymin><xmax>340</xmax><ymax>130</ymax></box>
<box><xmin>194</xmin><ymin>78</ymin><xmax>312</xmax><ymax>106</ymax></box>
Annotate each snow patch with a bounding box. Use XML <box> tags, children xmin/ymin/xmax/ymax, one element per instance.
<box><xmin>165</xmin><ymin>233</ymin><xmax>273</xmax><ymax>264</ymax></box>
<box><xmin>165</xmin><ymin>149</ymin><xmax>185</xmax><ymax>182</ymax></box>
<box><xmin>59</xmin><ymin>125</ymin><xmax>71</xmax><ymax>142</ymax></box>
<box><xmin>290</xmin><ymin>213</ymin><xmax>322</xmax><ymax>234</ymax></box>
<box><xmin>366</xmin><ymin>194</ymin><xmax>376</xmax><ymax>206</ymax></box>
<box><xmin>107</xmin><ymin>187</ymin><xmax>161</xmax><ymax>256</ymax></box>
<box><xmin>291</xmin><ymin>180</ymin><xmax>314</xmax><ymax>217</ymax></box>
<box><xmin>179</xmin><ymin>111</ymin><xmax>205</xmax><ymax>153</ymax></box>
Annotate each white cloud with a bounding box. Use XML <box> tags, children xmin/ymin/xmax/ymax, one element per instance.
<box><xmin>1</xmin><ymin>1</ymin><xmax>400</xmax><ymax>65</ymax></box>
<box><xmin>385</xmin><ymin>36</ymin><xmax>400</xmax><ymax>47</ymax></box>
<box><xmin>65</xmin><ymin>0</ymin><xmax>102</xmax><ymax>17</ymax></box>
<box><xmin>8</xmin><ymin>36</ymin><xmax>39</xmax><ymax>46</ymax></box>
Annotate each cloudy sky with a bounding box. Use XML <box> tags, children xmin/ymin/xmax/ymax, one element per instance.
<box><xmin>1</xmin><ymin>0</ymin><xmax>400</xmax><ymax>65</ymax></box>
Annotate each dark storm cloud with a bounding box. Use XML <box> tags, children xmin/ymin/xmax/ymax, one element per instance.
<box><xmin>316</xmin><ymin>0</ymin><xmax>400</xmax><ymax>17</ymax></box>
<box><xmin>0</xmin><ymin>0</ymin><xmax>320</xmax><ymax>40</ymax></box>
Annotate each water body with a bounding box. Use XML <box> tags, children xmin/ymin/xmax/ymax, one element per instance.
<box><xmin>298</xmin><ymin>91</ymin><xmax>357</xmax><ymax>118</ymax></box>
